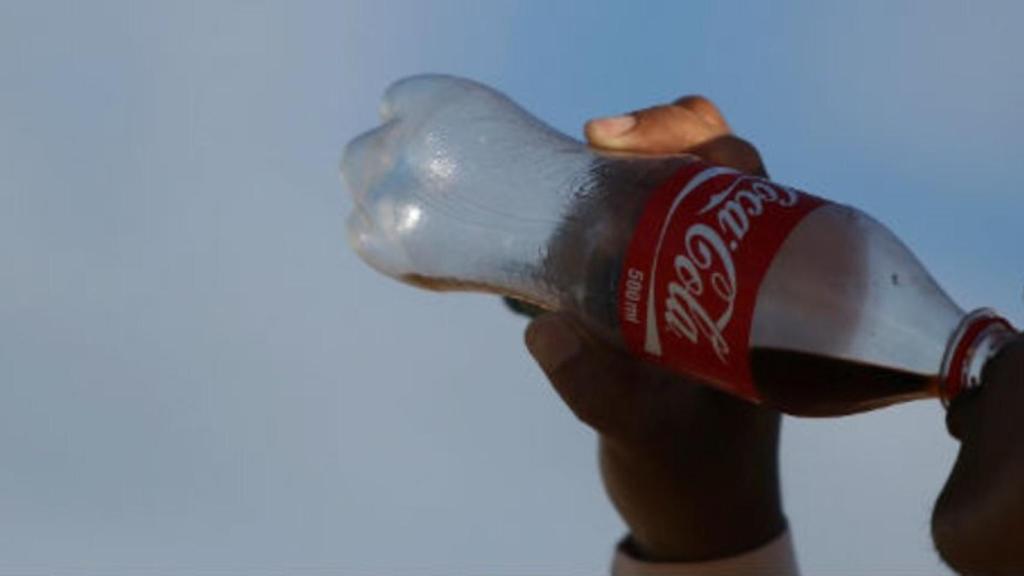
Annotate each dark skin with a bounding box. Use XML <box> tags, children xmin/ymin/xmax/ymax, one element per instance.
<box><xmin>524</xmin><ymin>97</ymin><xmax>785</xmax><ymax>561</ymax></box>
<box><xmin>526</xmin><ymin>96</ymin><xmax>1024</xmax><ymax>573</ymax></box>
<box><xmin>933</xmin><ymin>335</ymin><xmax>1024</xmax><ymax>575</ymax></box>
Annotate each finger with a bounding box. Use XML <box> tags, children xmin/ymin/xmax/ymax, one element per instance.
<box><xmin>689</xmin><ymin>134</ymin><xmax>767</xmax><ymax>177</ymax></box>
<box><xmin>585</xmin><ymin>105</ymin><xmax>720</xmax><ymax>154</ymax></box>
<box><xmin>674</xmin><ymin>95</ymin><xmax>731</xmax><ymax>132</ymax></box>
<box><xmin>584</xmin><ymin>95</ymin><xmax>730</xmax><ymax>154</ymax></box>
<box><xmin>525</xmin><ymin>312</ymin><xmax>660</xmax><ymax>439</ymax></box>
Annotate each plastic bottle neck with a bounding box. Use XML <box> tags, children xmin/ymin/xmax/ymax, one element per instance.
<box><xmin>940</xmin><ymin>308</ymin><xmax>1017</xmax><ymax>405</ymax></box>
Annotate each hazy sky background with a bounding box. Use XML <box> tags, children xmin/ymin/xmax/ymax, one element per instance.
<box><xmin>2</xmin><ymin>1</ymin><xmax>1023</xmax><ymax>574</ymax></box>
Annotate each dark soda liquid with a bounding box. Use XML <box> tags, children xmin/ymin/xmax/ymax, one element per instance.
<box><xmin>538</xmin><ymin>157</ymin><xmax>943</xmax><ymax>416</ymax></box>
<box><xmin>748</xmin><ymin>347</ymin><xmax>939</xmax><ymax>416</ymax></box>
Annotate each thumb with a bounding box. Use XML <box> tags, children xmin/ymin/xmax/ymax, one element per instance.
<box><xmin>585</xmin><ymin>97</ymin><xmax>730</xmax><ymax>154</ymax></box>
<box><xmin>585</xmin><ymin>105</ymin><xmax>764</xmax><ymax>176</ymax></box>
<box><xmin>525</xmin><ymin>312</ymin><xmax>655</xmax><ymax>438</ymax></box>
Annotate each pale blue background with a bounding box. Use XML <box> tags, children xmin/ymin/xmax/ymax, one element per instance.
<box><xmin>2</xmin><ymin>1</ymin><xmax>1023</xmax><ymax>574</ymax></box>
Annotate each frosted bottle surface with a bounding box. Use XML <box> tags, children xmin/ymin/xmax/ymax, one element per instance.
<box><xmin>342</xmin><ymin>74</ymin><xmax>675</xmax><ymax>311</ymax></box>
<box><xmin>342</xmin><ymin>74</ymin><xmax>1015</xmax><ymax>415</ymax></box>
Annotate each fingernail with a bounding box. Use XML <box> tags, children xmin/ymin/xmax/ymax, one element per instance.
<box><xmin>525</xmin><ymin>315</ymin><xmax>582</xmax><ymax>373</ymax></box>
<box><xmin>588</xmin><ymin>114</ymin><xmax>636</xmax><ymax>138</ymax></box>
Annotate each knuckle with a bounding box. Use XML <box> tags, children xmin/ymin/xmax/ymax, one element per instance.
<box><xmin>731</xmin><ymin>135</ymin><xmax>762</xmax><ymax>161</ymax></box>
<box><xmin>550</xmin><ymin>365</ymin><xmax>620</xmax><ymax>434</ymax></box>
<box><xmin>674</xmin><ymin>94</ymin><xmax>715</xmax><ymax>109</ymax></box>
<box><xmin>553</xmin><ymin>374</ymin><xmax>604</xmax><ymax>426</ymax></box>
<box><xmin>735</xmin><ymin>140</ymin><xmax>765</xmax><ymax>173</ymax></box>
<box><xmin>673</xmin><ymin>94</ymin><xmax>728</xmax><ymax>129</ymax></box>
<box><xmin>561</xmin><ymin>387</ymin><xmax>608</xmax><ymax>431</ymax></box>
<box><xmin>704</xmin><ymin>135</ymin><xmax>763</xmax><ymax>174</ymax></box>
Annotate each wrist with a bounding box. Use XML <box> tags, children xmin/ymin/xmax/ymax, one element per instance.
<box><xmin>601</xmin><ymin>421</ymin><xmax>785</xmax><ymax>562</ymax></box>
<box><xmin>613</xmin><ymin>528</ymin><xmax>799</xmax><ymax>576</ymax></box>
<box><xmin>627</xmin><ymin>508</ymin><xmax>787</xmax><ymax>563</ymax></box>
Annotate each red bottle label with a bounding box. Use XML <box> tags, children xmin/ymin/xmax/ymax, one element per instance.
<box><xmin>618</xmin><ymin>162</ymin><xmax>825</xmax><ymax>401</ymax></box>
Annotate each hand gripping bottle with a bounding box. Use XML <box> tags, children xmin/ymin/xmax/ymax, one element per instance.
<box><xmin>342</xmin><ymin>74</ymin><xmax>1016</xmax><ymax>416</ymax></box>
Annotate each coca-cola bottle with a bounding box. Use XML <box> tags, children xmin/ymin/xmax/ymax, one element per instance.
<box><xmin>342</xmin><ymin>74</ymin><xmax>1016</xmax><ymax>416</ymax></box>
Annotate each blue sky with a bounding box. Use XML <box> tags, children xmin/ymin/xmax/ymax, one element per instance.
<box><xmin>2</xmin><ymin>1</ymin><xmax>1022</xmax><ymax>573</ymax></box>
